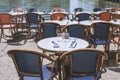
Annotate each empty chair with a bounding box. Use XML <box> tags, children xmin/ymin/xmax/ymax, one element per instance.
<box><xmin>27</xmin><ymin>8</ymin><xmax>39</xmax><ymax>12</ymax></box>
<box><xmin>0</xmin><ymin>13</ymin><xmax>16</xmax><ymax>42</ymax></box>
<box><xmin>73</xmin><ymin>7</ymin><xmax>84</xmax><ymax>13</ymax></box>
<box><xmin>71</xmin><ymin>8</ymin><xmax>84</xmax><ymax>20</ymax></box>
<box><xmin>50</xmin><ymin>13</ymin><xmax>69</xmax><ymax>20</ymax></box>
<box><xmin>10</xmin><ymin>7</ymin><xmax>24</xmax><ymax>12</ymax></box>
<box><xmin>24</xmin><ymin>13</ymin><xmax>44</xmax><ymax>43</ymax></box>
<box><xmin>99</xmin><ymin>12</ymin><xmax>112</xmax><ymax>21</ymax></box>
<box><xmin>10</xmin><ymin>8</ymin><xmax>24</xmax><ymax>29</ymax></box>
<box><xmin>51</xmin><ymin>7</ymin><xmax>65</xmax><ymax>12</ymax></box>
<box><xmin>89</xmin><ymin>22</ymin><xmax>112</xmax><ymax>52</ymax></box>
<box><xmin>75</xmin><ymin>13</ymin><xmax>90</xmax><ymax>22</ymax></box>
<box><xmin>40</xmin><ymin>22</ymin><xmax>61</xmax><ymax>39</ymax></box>
<box><xmin>7</xmin><ymin>49</ymin><xmax>57</xmax><ymax>80</ymax></box>
<box><xmin>111</xmin><ymin>8</ymin><xmax>120</xmax><ymax>12</ymax></box>
<box><xmin>110</xmin><ymin>27</ymin><xmax>120</xmax><ymax>64</ymax></box>
<box><xmin>62</xmin><ymin>24</ymin><xmax>89</xmax><ymax>40</ymax></box>
<box><xmin>111</xmin><ymin>8</ymin><xmax>120</xmax><ymax>19</ymax></box>
<box><xmin>11</xmin><ymin>8</ymin><xmax>24</xmax><ymax>12</ymax></box>
<box><xmin>93</xmin><ymin>7</ymin><xmax>103</xmax><ymax>12</ymax></box>
<box><xmin>60</xmin><ymin>48</ymin><xmax>107</xmax><ymax>80</ymax></box>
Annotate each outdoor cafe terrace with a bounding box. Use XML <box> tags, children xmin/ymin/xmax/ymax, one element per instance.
<box><xmin>0</xmin><ymin>0</ymin><xmax>120</xmax><ymax>80</ymax></box>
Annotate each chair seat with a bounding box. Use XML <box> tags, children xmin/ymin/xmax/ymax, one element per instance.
<box><xmin>23</xmin><ymin>65</ymin><xmax>53</xmax><ymax>80</ymax></box>
<box><xmin>1</xmin><ymin>24</ymin><xmax>15</xmax><ymax>28</ymax></box>
<box><xmin>73</xmin><ymin>76</ymin><xmax>94</xmax><ymax>80</ymax></box>
<box><xmin>73</xmin><ymin>72</ymin><xmax>101</xmax><ymax>80</ymax></box>
<box><xmin>90</xmin><ymin>38</ymin><xmax>108</xmax><ymax>45</ymax></box>
<box><xmin>29</xmin><ymin>24</ymin><xmax>38</xmax><ymax>28</ymax></box>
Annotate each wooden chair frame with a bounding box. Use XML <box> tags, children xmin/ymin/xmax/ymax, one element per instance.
<box><xmin>62</xmin><ymin>24</ymin><xmax>89</xmax><ymax>41</ymax></box>
<box><xmin>50</xmin><ymin>13</ymin><xmax>69</xmax><ymax>20</ymax></box>
<box><xmin>0</xmin><ymin>13</ymin><xmax>16</xmax><ymax>42</ymax></box>
<box><xmin>60</xmin><ymin>48</ymin><xmax>107</xmax><ymax>80</ymax></box>
<box><xmin>8</xmin><ymin>49</ymin><xmax>56</xmax><ymax>80</ymax></box>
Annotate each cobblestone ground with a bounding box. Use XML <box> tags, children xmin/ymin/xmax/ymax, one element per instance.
<box><xmin>0</xmin><ymin>30</ymin><xmax>120</xmax><ymax>80</ymax></box>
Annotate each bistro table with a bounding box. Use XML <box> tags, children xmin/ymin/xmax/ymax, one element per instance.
<box><xmin>9</xmin><ymin>11</ymin><xmax>47</xmax><ymax>28</ymax></box>
<box><xmin>37</xmin><ymin>37</ymin><xmax>89</xmax><ymax>80</ymax></box>
<box><xmin>80</xmin><ymin>20</ymin><xmax>109</xmax><ymax>26</ymax></box>
<box><xmin>110</xmin><ymin>19</ymin><xmax>120</xmax><ymax>25</ymax></box>
<box><xmin>71</xmin><ymin>11</ymin><xmax>105</xmax><ymax>15</ymax></box>
<box><xmin>37</xmin><ymin>37</ymin><xmax>89</xmax><ymax>52</ymax></box>
<box><xmin>45</xmin><ymin>20</ymin><xmax>78</xmax><ymax>26</ymax></box>
<box><xmin>48</xmin><ymin>12</ymin><xmax>69</xmax><ymax>15</ymax></box>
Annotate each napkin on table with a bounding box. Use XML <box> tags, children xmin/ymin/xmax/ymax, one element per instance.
<box><xmin>69</xmin><ymin>40</ymin><xmax>77</xmax><ymax>48</ymax></box>
<box><xmin>49</xmin><ymin>41</ymin><xmax>59</xmax><ymax>48</ymax></box>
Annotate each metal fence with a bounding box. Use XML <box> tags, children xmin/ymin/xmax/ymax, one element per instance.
<box><xmin>105</xmin><ymin>0</ymin><xmax>120</xmax><ymax>8</ymax></box>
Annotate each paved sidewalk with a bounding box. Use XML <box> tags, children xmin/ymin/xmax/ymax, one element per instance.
<box><xmin>0</xmin><ymin>30</ymin><xmax>120</xmax><ymax>80</ymax></box>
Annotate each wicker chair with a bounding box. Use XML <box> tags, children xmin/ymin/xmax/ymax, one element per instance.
<box><xmin>8</xmin><ymin>49</ymin><xmax>58</xmax><ymax>80</ymax></box>
<box><xmin>0</xmin><ymin>13</ymin><xmax>16</xmax><ymax>42</ymax></box>
<box><xmin>60</xmin><ymin>48</ymin><xmax>107</xmax><ymax>80</ymax></box>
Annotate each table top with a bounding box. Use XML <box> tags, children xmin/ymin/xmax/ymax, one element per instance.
<box><xmin>45</xmin><ymin>20</ymin><xmax>78</xmax><ymax>26</ymax></box>
<box><xmin>80</xmin><ymin>20</ymin><xmax>109</xmax><ymax>26</ymax></box>
<box><xmin>37</xmin><ymin>37</ymin><xmax>89</xmax><ymax>52</ymax></box>
<box><xmin>71</xmin><ymin>11</ymin><xmax>105</xmax><ymax>15</ymax></box>
<box><xmin>71</xmin><ymin>11</ymin><xmax>91</xmax><ymax>15</ymax></box>
<box><xmin>9</xmin><ymin>11</ymin><xmax>45</xmax><ymax>16</ymax></box>
<box><xmin>110</xmin><ymin>19</ymin><xmax>120</xmax><ymax>25</ymax></box>
<box><xmin>111</xmin><ymin>11</ymin><xmax>120</xmax><ymax>14</ymax></box>
<box><xmin>8</xmin><ymin>12</ymin><xmax>25</xmax><ymax>15</ymax></box>
<box><xmin>48</xmin><ymin>12</ymin><xmax>69</xmax><ymax>15</ymax></box>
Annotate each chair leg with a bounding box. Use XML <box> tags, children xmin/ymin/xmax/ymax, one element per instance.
<box><xmin>116</xmin><ymin>45</ymin><xmax>120</xmax><ymax>65</ymax></box>
<box><xmin>93</xmin><ymin>44</ymin><xmax>97</xmax><ymax>48</ymax></box>
<box><xmin>19</xmin><ymin>75</ymin><xmax>23</xmax><ymax>80</ymax></box>
<box><xmin>24</xmin><ymin>28</ymin><xmax>30</xmax><ymax>44</ymax></box>
<box><xmin>11</xmin><ymin>28</ymin><xmax>15</xmax><ymax>38</ymax></box>
<box><xmin>0</xmin><ymin>29</ymin><xmax>2</xmax><ymax>42</ymax></box>
<box><xmin>105</xmin><ymin>44</ymin><xmax>109</xmax><ymax>52</ymax></box>
<box><xmin>0</xmin><ymin>28</ymin><xmax>4</xmax><ymax>42</ymax></box>
<box><xmin>116</xmin><ymin>52</ymin><xmax>119</xmax><ymax>65</ymax></box>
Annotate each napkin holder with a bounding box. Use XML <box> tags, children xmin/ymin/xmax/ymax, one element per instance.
<box><xmin>61</xmin><ymin>32</ymin><xmax>70</xmax><ymax>39</ymax></box>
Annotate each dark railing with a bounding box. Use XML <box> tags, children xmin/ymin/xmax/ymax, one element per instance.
<box><xmin>105</xmin><ymin>0</ymin><xmax>120</xmax><ymax>7</ymax></box>
<box><xmin>105</xmin><ymin>0</ymin><xmax>119</xmax><ymax>2</ymax></box>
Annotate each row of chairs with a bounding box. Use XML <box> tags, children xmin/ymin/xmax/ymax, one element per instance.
<box><xmin>8</xmin><ymin>48</ymin><xmax>107</xmax><ymax>80</ymax></box>
<box><xmin>10</xmin><ymin>7</ymin><xmax>120</xmax><ymax>21</ymax></box>
<box><xmin>51</xmin><ymin>9</ymin><xmax>117</xmax><ymax>21</ymax></box>
<box><xmin>0</xmin><ymin>13</ymin><xmax>114</xmax><ymax>50</ymax></box>
<box><xmin>10</xmin><ymin>7</ymin><xmax>39</xmax><ymax>13</ymax></box>
<box><xmin>10</xmin><ymin>7</ymin><xmax>114</xmax><ymax>22</ymax></box>
<box><xmin>9</xmin><ymin>7</ymin><xmax>112</xmax><ymax>21</ymax></box>
<box><xmin>10</xmin><ymin>7</ymin><xmax>103</xmax><ymax>13</ymax></box>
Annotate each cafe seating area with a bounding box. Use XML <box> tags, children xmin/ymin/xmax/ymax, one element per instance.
<box><xmin>1</xmin><ymin>6</ymin><xmax>120</xmax><ymax>80</ymax></box>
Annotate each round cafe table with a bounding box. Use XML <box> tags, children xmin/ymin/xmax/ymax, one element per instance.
<box><xmin>37</xmin><ymin>37</ymin><xmax>89</xmax><ymax>80</ymax></box>
<box><xmin>45</xmin><ymin>20</ymin><xmax>78</xmax><ymax>26</ymax></box>
<box><xmin>37</xmin><ymin>37</ymin><xmax>89</xmax><ymax>53</ymax></box>
<box><xmin>80</xmin><ymin>20</ymin><xmax>108</xmax><ymax>26</ymax></box>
